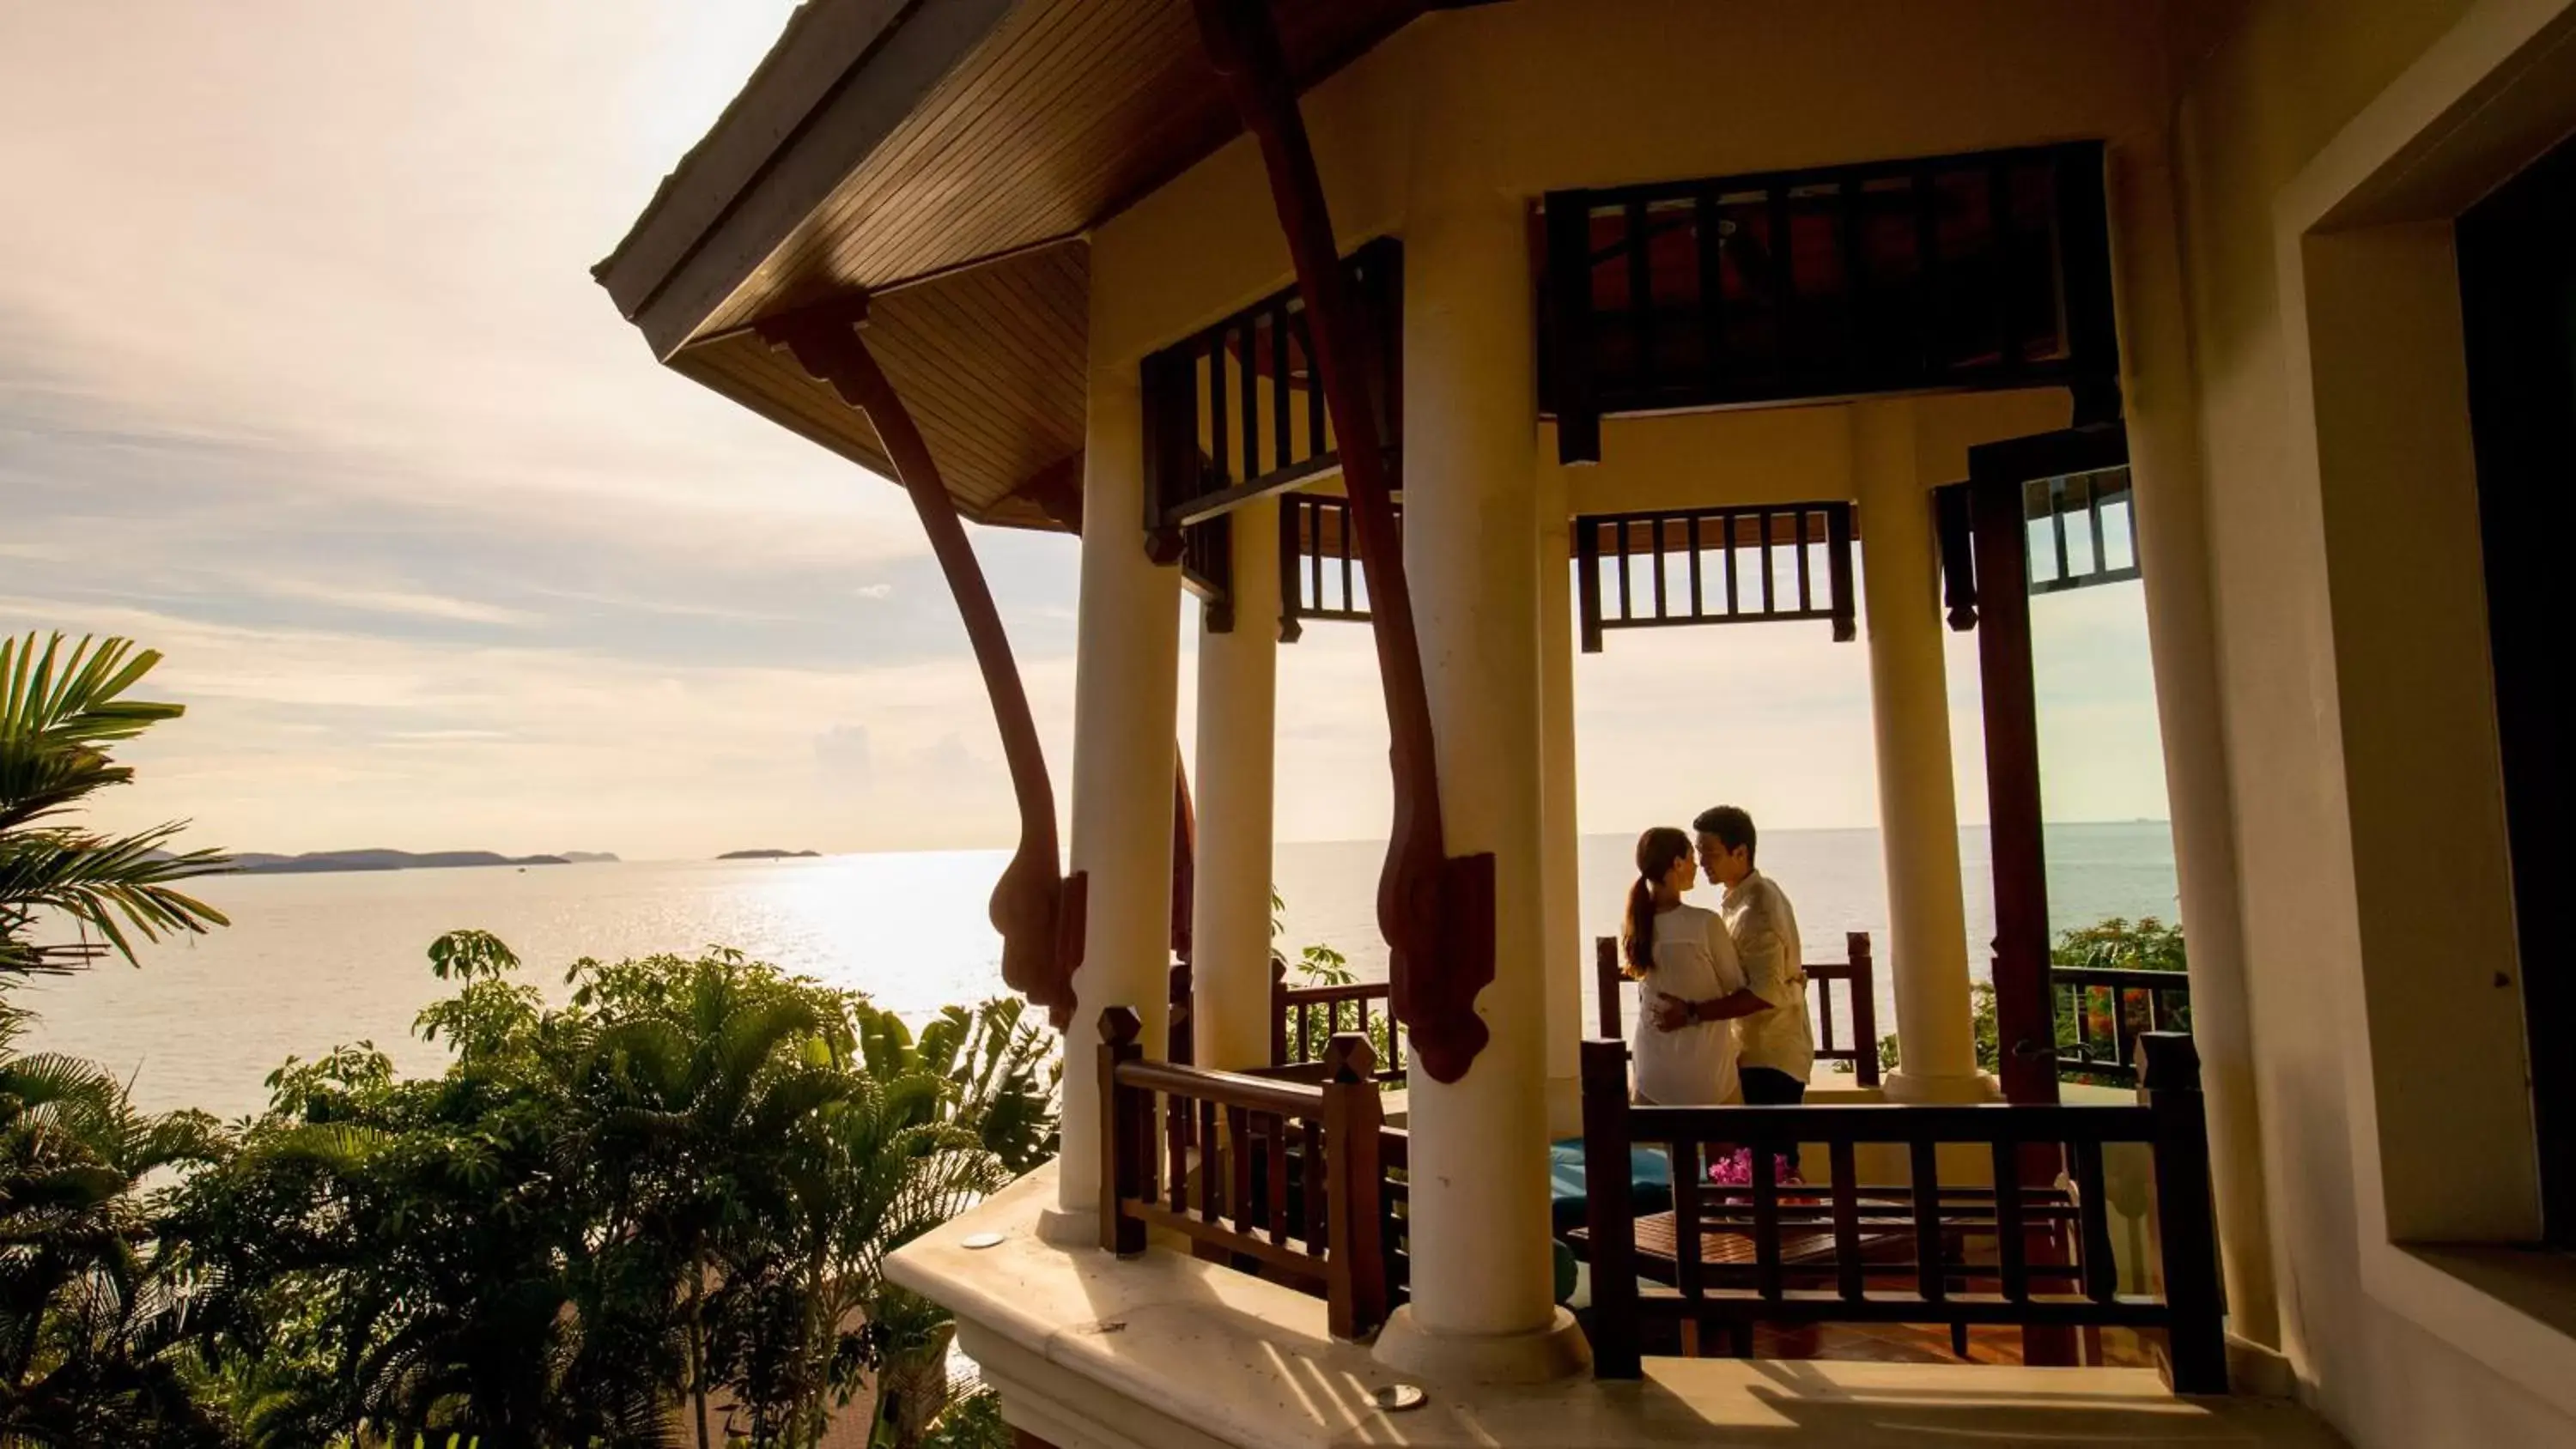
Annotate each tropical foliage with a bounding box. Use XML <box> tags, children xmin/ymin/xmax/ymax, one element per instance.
<box><xmin>0</xmin><ymin>630</ymin><xmax>1048</xmax><ymax>1446</ymax></box>
<box><xmin>0</xmin><ymin>999</ymin><xmax>233</xmax><ymax>1446</ymax></box>
<box><xmin>169</xmin><ymin>935</ymin><xmax>1054</xmax><ymax>1448</ymax></box>
<box><xmin>0</xmin><ymin>633</ymin><xmax>228</xmax><ymax>977</ymax></box>
<box><xmin>1870</xmin><ymin>916</ymin><xmax>2188</xmax><ymax>1076</ymax></box>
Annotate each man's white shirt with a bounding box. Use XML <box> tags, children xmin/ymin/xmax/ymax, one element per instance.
<box><xmin>1722</xmin><ymin>869</ymin><xmax>1815</xmax><ymax>1082</ymax></box>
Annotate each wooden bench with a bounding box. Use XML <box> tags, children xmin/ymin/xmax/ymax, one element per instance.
<box><xmin>1595</xmin><ymin>930</ymin><xmax>1880</xmax><ymax>1087</ymax></box>
<box><xmin>1577</xmin><ymin>1031</ymin><xmax>2227</xmax><ymax>1392</ymax></box>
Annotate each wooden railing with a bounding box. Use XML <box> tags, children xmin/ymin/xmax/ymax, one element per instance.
<box><xmin>1595</xmin><ymin>931</ymin><xmax>1880</xmax><ymax>1088</ymax></box>
<box><xmin>1269</xmin><ymin>961</ymin><xmax>1405</xmax><ymax>1083</ymax></box>
<box><xmin>1098</xmin><ymin>1008</ymin><xmax>1394</xmax><ymax>1340</ymax></box>
<box><xmin>1577</xmin><ymin>1031</ymin><xmax>2225</xmax><ymax>1393</ymax></box>
<box><xmin>2052</xmin><ymin>966</ymin><xmax>2191</xmax><ymax>1088</ymax></box>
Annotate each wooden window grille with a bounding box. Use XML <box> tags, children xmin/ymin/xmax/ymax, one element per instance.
<box><xmin>1574</xmin><ymin>504</ymin><xmax>1856</xmax><ymax>652</ymax></box>
<box><xmin>1277</xmin><ymin>494</ymin><xmax>1396</xmax><ymax>641</ymax></box>
<box><xmin>1542</xmin><ymin>142</ymin><xmax>2119</xmax><ymax>464</ymax></box>
<box><xmin>1142</xmin><ymin>239</ymin><xmax>1402</xmax><ymax>563</ymax></box>
<box><xmin>2024</xmin><ymin>468</ymin><xmax>2140</xmax><ymax>595</ymax></box>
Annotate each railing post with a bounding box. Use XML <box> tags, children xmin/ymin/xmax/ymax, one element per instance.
<box><xmin>1268</xmin><ymin>955</ymin><xmax>1289</xmax><ymax>1067</ymax></box>
<box><xmin>1595</xmin><ymin>934</ymin><xmax>1623</xmax><ymax>1038</ymax></box>
<box><xmin>1169</xmin><ymin>959</ymin><xmax>1194</xmax><ymax>1065</ymax></box>
<box><xmin>2140</xmin><ymin>1032</ymin><xmax>2227</xmax><ymax>1393</ymax></box>
<box><xmin>1582</xmin><ymin>1038</ymin><xmax>1641</xmax><ymax>1378</ymax></box>
<box><xmin>1099</xmin><ymin>1007</ymin><xmax>1146</xmax><ymax>1257</ymax></box>
<box><xmin>1321</xmin><ymin>1033</ymin><xmax>1386</xmax><ymax>1339</ymax></box>
<box><xmin>1849</xmin><ymin>931</ymin><xmax>1880</xmax><ymax>1088</ymax></box>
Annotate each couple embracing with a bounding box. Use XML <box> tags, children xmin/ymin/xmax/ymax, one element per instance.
<box><xmin>1619</xmin><ymin>805</ymin><xmax>1814</xmax><ymax>1111</ymax></box>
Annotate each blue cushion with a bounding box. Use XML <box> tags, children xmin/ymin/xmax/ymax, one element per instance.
<box><xmin>1548</xmin><ymin>1138</ymin><xmax>1672</xmax><ymax>1234</ymax></box>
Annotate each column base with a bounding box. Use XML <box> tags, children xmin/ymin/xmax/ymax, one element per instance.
<box><xmin>1881</xmin><ymin>1069</ymin><xmax>2003</xmax><ymax>1105</ymax></box>
<box><xmin>1034</xmin><ymin>1203</ymin><xmax>1102</xmax><ymax>1248</ymax></box>
<box><xmin>2225</xmin><ymin>1332</ymin><xmax>2299</xmax><ymax>1398</ymax></box>
<box><xmin>1370</xmin><ymin>1305</ymin><xmax>1591</xmax><ymax>1385</ymax></box>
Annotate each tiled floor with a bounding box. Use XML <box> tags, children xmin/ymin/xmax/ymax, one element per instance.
<box><xmin>1744</xmin><ymin>1320</ymin><xmax>2160</xmax><ymax>1367</ymax></box>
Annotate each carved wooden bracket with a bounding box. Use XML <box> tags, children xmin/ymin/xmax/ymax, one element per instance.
<box><xmin>1193</xmin><ymin>0</ymin><xmax>1491</xmax><ymax>1082</ymax></box>
<box><xmin>757</xmin><ymin>297</ymin><xmax>1079</xmax><ymax>1028</ymax></box>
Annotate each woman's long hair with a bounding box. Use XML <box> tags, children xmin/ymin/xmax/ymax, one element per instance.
<box><xmin>1621</xmin><ymin>827</ymin><xmax>1694</xmax><ymax>979</ymax></box>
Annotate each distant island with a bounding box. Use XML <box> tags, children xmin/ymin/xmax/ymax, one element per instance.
<box><xmin>226</xmin><ymin>849</ymin><xmax>576</xmax><ymax>875</ymax></box>
<box><xmin>718</xmin><ymin>849</ymin><xmax>822</xmax><ymax>860</ymax></box>
<box><xmin>558</xmin><ymin>851</ymin><xmax>621</xmax><ymax>864</ymax></box>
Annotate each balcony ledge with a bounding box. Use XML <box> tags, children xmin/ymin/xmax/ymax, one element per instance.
<box><xmin>889</xmin><ymin>1164</ymin><xmax>2346</xmax><ymax>1449</ymax></box>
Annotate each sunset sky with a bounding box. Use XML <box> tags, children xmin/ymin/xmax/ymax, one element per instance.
<box><xmin>1</xmin><ymin>1</ymin><xmax>2170</xmax><ymax>861</ymax></box>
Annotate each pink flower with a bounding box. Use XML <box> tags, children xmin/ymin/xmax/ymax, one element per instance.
<box><xmin>1707</xmin><ymin>1147</ymin><xmax>1802</xmax><ymax>1186</ymax></box>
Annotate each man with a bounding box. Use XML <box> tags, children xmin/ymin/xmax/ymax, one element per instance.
<box><xmin>1694</xmin><ymin>805</ymin><xmax>1814</xmax><ymax>1115</ymax></box>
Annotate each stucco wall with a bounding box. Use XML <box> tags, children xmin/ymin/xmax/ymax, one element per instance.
<box><xmin>2172</xmin><ymin>0</ymin><xmax>2574</xmax><ymax>1442</ymax></box>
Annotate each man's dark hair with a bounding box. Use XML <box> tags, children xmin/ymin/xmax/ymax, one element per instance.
<box><xmin>1692</xmin><ymin>804</ymin><xmax>1757</xmax><ymax>866</ymax></box>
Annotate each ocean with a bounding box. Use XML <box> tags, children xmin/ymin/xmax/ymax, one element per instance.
<box><xmin>15</xmin><ymin>823</ymin><xmax>2177</xmax><ymax>1119</ymax></box>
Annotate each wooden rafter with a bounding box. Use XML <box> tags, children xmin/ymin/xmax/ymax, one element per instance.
<box><xmin>1193</xmin><ymin>0</ymin><xmax>1492</xmax><ymax>1082</ymax></box>
<box><xmin>758</xmin><ymin>295</ymin><xmax>1081</xmax><ymax>1027</ymax></box>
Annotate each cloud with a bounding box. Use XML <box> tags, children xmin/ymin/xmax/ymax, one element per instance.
<box><xmin>814</xmin><ymin>724</ymin><xmax>874</xmax><ymax>786</ymax></box>
<box><xmin>251</xmin><ymin>579</ymin><xmax>538</xmax><ymax>627</ymax></box>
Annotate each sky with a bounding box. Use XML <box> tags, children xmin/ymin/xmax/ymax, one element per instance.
<box><xmin>0</xmin><ymin>1</ymin><xmax>2172</xmax><ymax>862</ymax></box>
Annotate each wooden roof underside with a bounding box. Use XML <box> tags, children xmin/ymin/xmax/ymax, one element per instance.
<box><xmin>602</xmin><ymin>0</ymin><xmax>1435</xmax><ymax>530</ymax></box>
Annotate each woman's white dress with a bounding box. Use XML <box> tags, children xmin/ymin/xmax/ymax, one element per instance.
<box><xmin>1628</xmin><ymin>902</ymin><xmax>1747</xmax><ymax>1106</ymax></box>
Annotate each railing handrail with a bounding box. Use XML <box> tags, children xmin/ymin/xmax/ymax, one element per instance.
<box><xmin>1275</xmin><ymin>979</ymin><xmax>1388</xmax><ymax>1006</ymax></box>
<box><xmin>2050</xmin><ymin>964</ymin><xmax>2191</xmax><ymax>991</ymax></box>
<box><xmin>1623</xmin><ymin>1100</ymin><xmax>2153</xmax><ymax>1144</ymax></box>
<box><xmin>1115</xmin><ymin>1058</ymin><xmax>1331</xmax><ymax>1118</ymax></box>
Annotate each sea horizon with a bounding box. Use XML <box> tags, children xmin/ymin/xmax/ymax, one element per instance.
<box><xmin>17</xmin><ymin>821</ymin><xmax>2179</xmax><ymax>1120</ymax></box>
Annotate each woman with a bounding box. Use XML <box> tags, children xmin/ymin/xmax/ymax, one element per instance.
<box><xmin>1620</xmin><ymin>826</ymin><xmax>1748</xmax><ymax>1106</ymax></box>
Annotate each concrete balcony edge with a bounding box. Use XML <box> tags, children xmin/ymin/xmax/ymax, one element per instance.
<box><xmin>889</xmin><ymin>1163</ymin><xmax>2347</xmax><ymax>1449</ymax></box>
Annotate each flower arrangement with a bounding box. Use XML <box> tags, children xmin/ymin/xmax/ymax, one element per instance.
<box><xmin>1707</xmin><ymin>1147</ymin><xmax>1802</xmax><ymax>1186</ymax></box>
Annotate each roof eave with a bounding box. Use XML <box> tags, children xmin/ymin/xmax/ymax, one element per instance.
<box><xmin>594</xmin><ymin>0</ymin><xmax>1019</xmax><ymax>361</ymax></box>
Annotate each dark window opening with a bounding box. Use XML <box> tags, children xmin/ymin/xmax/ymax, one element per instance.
<box><xmin>2458</xmin><ymin>130</ymin><xmax>2576</xmax><ymax>1250</ymax></box>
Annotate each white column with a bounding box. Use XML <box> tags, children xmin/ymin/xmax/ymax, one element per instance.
<box><xmin>2109</xmin><ymin>145</ymin><xmax>2282</xmax><ymax>1357</ymax></box>
<box><xmin>1371</xmin><ymin>183</ymin><xmax>1586</xmax><ymax>1384</ymax></box>
<box><xmin>1852</xmin><ymin>400</ymin><xmax>1990</xmax><ymax>1103</ymax></box>
<box><xmin>1537</xmin><ymin>465</ymin><xmax>1583</xmax><ymax>1137</ymax></box>
<box><xmin>1049</xmin><ymin>363</ymin><xmax>1183</xmax><ymax>1234</ymax></box>
<box><xmin>1190</xmin><ymin>503</ymin><xmax>1279</xmax><ymax>1071</ymax></box>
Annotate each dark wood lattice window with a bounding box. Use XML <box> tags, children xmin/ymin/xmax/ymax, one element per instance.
<box><xmin>1277</xmin><ymin>494</ymin><xmax>1397</xmax><ymax>641</ymax></box>
<box><xmin>2025</xmin><ymin>468</ymin><xmax>2141</xmax><ymax>595</ymax></box>
<box><xmin>1143</xmin><ymin>239</ymin><xmax>1403</xmax><ymax>636</ymax></box>
<box><xmin>1935</xmin><ymin>441</ymin><xmax>2142</xmax><ymax>626</ymax></box>
<box><xmin>1542</xmin><ymin>142</ymin><xmax>2120</xmax><ymax>464</ymax></box>
<box><xmin>1574</xmin><ymin>504</ymin><xmax>1856</xmax><ymax>653</ymax></box>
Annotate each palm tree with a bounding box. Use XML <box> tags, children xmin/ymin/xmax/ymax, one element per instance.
<box><xmin>1</xmin><ymin>633</ymin><xmax>228</xmax><ymax>976</ymax></box>
<box><xmin>0</xmin><ymin>1005</ymin><xmax>230</xmax><ymax>1445</ymax></box>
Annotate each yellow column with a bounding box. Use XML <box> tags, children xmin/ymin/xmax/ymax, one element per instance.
<box><xmin>1190</xmin><ymin>503</ymin><xmax>1279</xmax><ymax>1071</ymax></box>
<box><xmin>1537</xmin><ymin>465</ymin><xmax>1583</xmax><ymax>1137</ymax></box>
<box><xmin>1853</xmin><ymin>400</ymin><xmax>1991</xmax><ymax>1102</ymax></box>
<box><xmin>2109</xmin><ymin>144</ymin><xmax>2281</xmax><ymax>1361</ymax></box>
<box><xmin>1049</xmin><ymin>361</ymin><xmax>1182</xmax><ymax>1235</ymax></box>
<box><xmin>1371</xmin><ymin>104</ymin><xmax>1586</xmax><ymax>1382</ymax></box>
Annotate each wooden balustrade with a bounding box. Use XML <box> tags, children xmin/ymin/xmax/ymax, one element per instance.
<box><xmin>1577</xmin><ymin>1031</ymin><xmax>2225</xmax><ymax>1393</ymax></box>
<box><xmin>1595</xmin><ymin>931</ymin><xmax>1879</xmax><ymax>1088</ymax></box>
<box><xmin>1098</xmin><ymin>1007</ymin><xmax>1393</xmax><ymax>1340</ymax></box>
<box><xmin>1268</xmin><ymin>960</ymin><xmax>1406</xmax><ymax>1083</ymax></box>
<box><xmin>2051</xmin><ymin>966</ymin><xmax>2191</xmax><ymax>1088</ymax></box>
